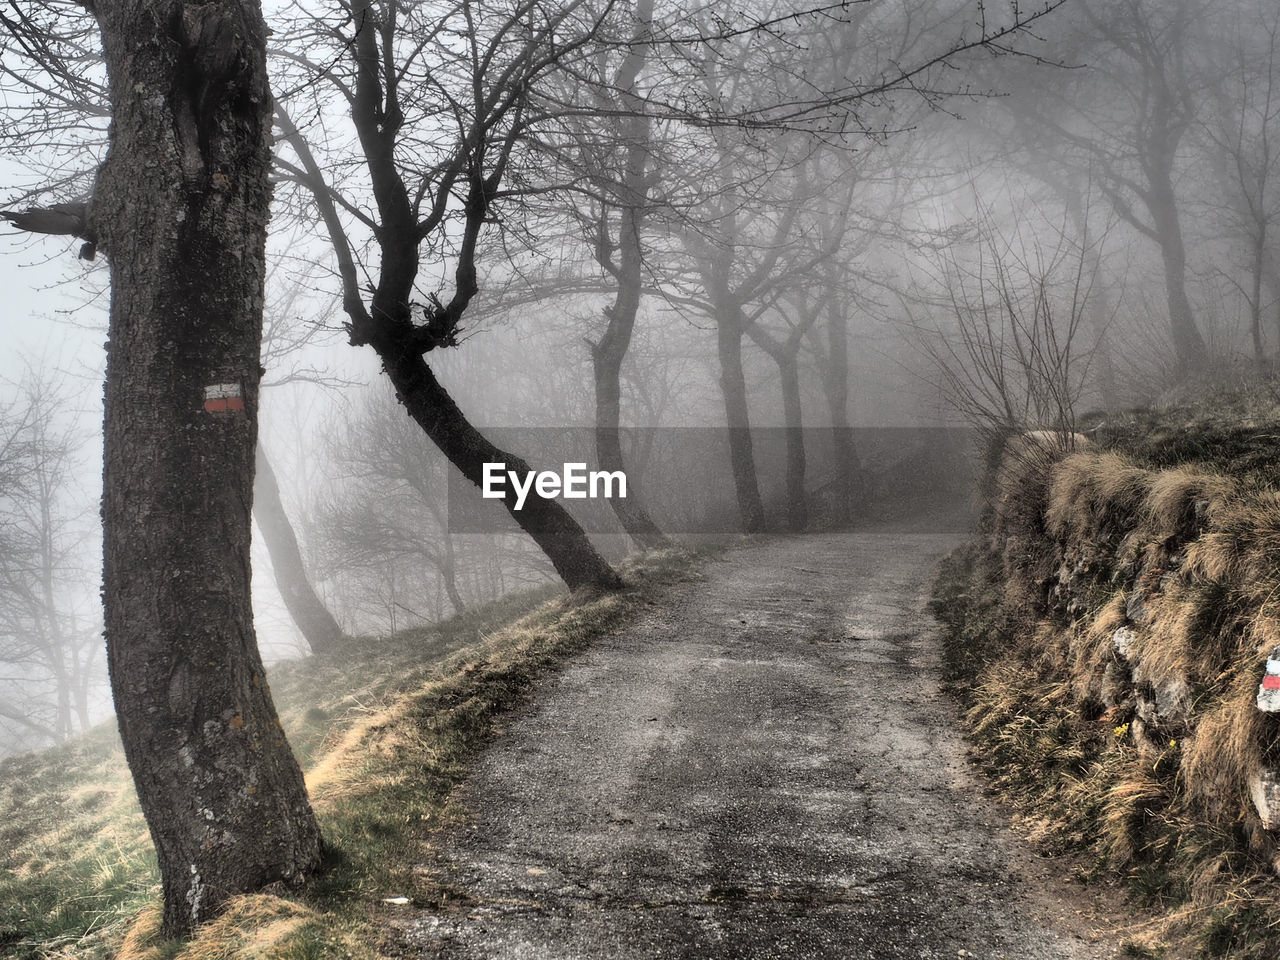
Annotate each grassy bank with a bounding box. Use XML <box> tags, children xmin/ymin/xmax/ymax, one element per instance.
<box><xmin>933</xmin><ymin>412</ymin><xmax>1280</xmax><ymax>957</ymax></box>
<box><xmin>0</xmin><ymin>548</ymin><xmax>705</xmax><ymax>960</ymax></box>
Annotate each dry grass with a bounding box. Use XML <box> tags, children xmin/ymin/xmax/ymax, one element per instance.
<box><xmin>0</xmin><ymin>548</ymin><xmax>707</xmax><ymax>960</ymax></box>
<box><xmin>1180</xmin><ymin>676</ymin><xmax>1268</xmax><ymax>823</ymax></box>
<box><xmin>1045</xmin><ymin>451</ymin><xmax>1151</xmax><ymax>543</ymax></box>
<box><xmin>1142</xmin><ymin>467</ymin><xmax>1235</xmax><ymax>540</ymax></box>
<box><xmin>115</xmin><ymin>896</ymin><xmax>362</xmax><ymax>960</ymax></box>
<box><xmin>937</xmin><ymin>424</ymin><xmax>1280</xmax><ymax>956</ymax></box>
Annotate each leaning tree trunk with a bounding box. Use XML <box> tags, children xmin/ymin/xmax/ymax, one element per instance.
<box><xmin>93</xmin><ymin>0</ymin><xmax>322</xmax><ymax>935</ymax></box>
<box><xmin>381</xmin><ymin>348</ymin><xmax>623</xmax><ymax>592</ymax></box>
<box><xmin>715</xmin><ymin>309</ymin><xmax>766</xmax><ymax>533</ymax></box>
<box><xmin>254</xmin><ymin>443</ymin><xmax>345</xmax><ymax>655</ymax></box>
<box><xmin>272</xmin><ymin>0</ymin><xmax>621</xmax><ymax>595</ymax></box>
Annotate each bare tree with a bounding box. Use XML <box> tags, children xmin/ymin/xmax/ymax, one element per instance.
<box><xmin>0</xmin><ymin>370</ymin><xmax>100</xmax><ymax>750</ymax></box>
<box><xmin>253</xmin><ymin>442</ymin><xmax>345</xmax><ymax>654</ymax></box>
<box><xmin>1007</xmin><ymin>0</ymin><xmax>1210</xmax><ymax>376</ymax></box>
<box><xmin>272</xmin><ymin>0</ymin><xmax>623</xmax><ymax>591</ymax></box>
<box><xmin>3</xmin><ymin>0</ymin><xmax>323</xmax><ymax>934</ymax></box>
<box><xmin>559</xmin><ymin>0</ymin><xmax>671</xmax><ymax>549</ymax></box>
<box><xmin>1197</xmin><ymin>0</ymin><xmax>1280</xmax><ymax>369</ymax></box>
<box><xmin>914</xmin><ymin>200</ymin><xmax>1097</xmax><ymax>449</ymax></box>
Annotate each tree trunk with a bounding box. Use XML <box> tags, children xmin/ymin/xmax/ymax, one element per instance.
<box><xmin>588</xmin><ymin>0</ymin><xmax>669</xmax><ymax>552</ymax></box>
<box><xmin>92</xmin><ymin>0</ymin><xmax>322</xmax><ymax>935</ymax></box>
<box><xmin>777</xmin><ymin>355</ymin><xmax>807</xmax><ymax>532</ymax></box>
<box><xmin>591</xmin><ymin>251</ymin><xmax>670</xmax><ymax>549</ymax></box>
<box><xmin>381</xmin><ymin>349</ymin><xmax>623</xmax><ymax>592</ymax></box>
<box><xmin>439</xmin><ymin>533</ymin><xmax>466</xmax><ymax>615</ymax></box>
<box><xmin>254</xmin><ymin>443</ymin><xmax>345</xmax><ymax>655</ymax></box>
<box><xmin>821</xmin><ymin>293</ymin><xmax>863</xmax><ymax>525</ymax></box>
<box><xmin>715</xmin><ymin>310</ymin><xmax>766</xmax><ymax>533</ymax></box>
<box><xmin>1148</xmin><ymin>175</ymin><xmax>1209</xmax><ymax>376</ymax></box>
<box><xmin>1250</xmin><ymin>230</ymin><xmax>1267</xmax><ymax>371</ymax></box>
<box><xmin>1266</xmin><ymin>257</ymin><xmax>1280</xmax><ymax>359</ymax></box>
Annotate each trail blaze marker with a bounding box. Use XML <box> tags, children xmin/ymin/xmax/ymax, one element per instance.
<box><xmin>1257</xmin><ymin>656</ymin><xmax>1280</xmax><ymax>712</ymax></box>
<box><xmin>203</xmin><ymin>383</ymin><xmax>244</xmax><ymax>414</ymax></box>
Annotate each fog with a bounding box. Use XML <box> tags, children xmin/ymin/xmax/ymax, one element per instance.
<box><xmin>1</xmin><ymin>0</ymin><xmax>1275</xmax><ymax>755</ymax></box>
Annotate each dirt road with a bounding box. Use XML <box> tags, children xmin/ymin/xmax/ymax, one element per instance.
<box><xmin>405</xmin><ymin>532</ymin><xmax>1124</xmax><ymax>959</ymax></box>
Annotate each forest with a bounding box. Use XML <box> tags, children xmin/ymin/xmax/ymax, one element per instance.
<box><xmin>2</xmin><ymin>0</ymin><xmax>1280</xmax><ymax>945</ymax></box>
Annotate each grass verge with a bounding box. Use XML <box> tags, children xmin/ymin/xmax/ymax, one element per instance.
<box><xmin>0</xmin><ymin>548</ymin><xmax>707</xmax><ymax>960</ymax></box>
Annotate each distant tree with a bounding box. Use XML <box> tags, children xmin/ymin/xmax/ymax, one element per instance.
<box><xmin>0</xmin><ymin>371</ymin><xmax>99</xmax><ymax>750</ymax></box>
<box><xmin>252</xmin><ymin>265</ymin><xmax>347</xmax><ymax>655</ymax></box>
<box><xmin>560</xmin><ymin>0</ymin><xmax>671</xmax><ymax>549</ymax></box>
<box><xmin>317</xmin><ymin>386</ymin><xmax>479</xmax><ymax>622</ymax></box>
<box><xmin>1197</xmin><ymin>0</ymin><xmax>1280</xmax><ymax>368</ymax></box>
<box><xmin>1006</xmin><ymin>0</ymin><xmax>1210</xmax><ymax>376</ymax></box>
<box><xmin>254</xmin><ymin>442</ymin><xmax>345</xmax><ymax>654</ymax></box>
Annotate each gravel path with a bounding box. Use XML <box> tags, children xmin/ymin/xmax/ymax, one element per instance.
<box><xmin>403</xmin><ymin>532</ymin><xmax>1125</xmax><ymax>959</ymax></box>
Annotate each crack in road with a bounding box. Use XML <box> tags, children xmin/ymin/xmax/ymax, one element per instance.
<box><xmin>400</xmin><ymin>532</ymin><xmax>1127</xmax><ymax>959</ymax></box>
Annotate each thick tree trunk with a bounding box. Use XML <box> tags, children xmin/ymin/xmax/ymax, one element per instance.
<box><xmin>253</xmin><ymin>443</ymin><xmax>345</xmax><ymax>655</ymax></box>
<box><xmin>381</xmin><ymin>350</ymin><xmax>623</xmax><ymax>592</ymax></box>
<box><xmin>92</xmin><ymin>0</ymin><xmax>321</xmax><ymax>935</ymax></box>
<box><xmin>715</xmin><ymin>312</ymin><xmax>766</xmax><ymax>533</ymax></box>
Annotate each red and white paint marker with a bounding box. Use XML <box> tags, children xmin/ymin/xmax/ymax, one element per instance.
<box><xmin>203</xmin><ymin>383</ymin><xmax>244</xmax><ymax>414</ymax></box>
<box><xmin>1257</xmin><ymin>656</ymin><xmax>1280</xmax><ymax>712</ymax></box>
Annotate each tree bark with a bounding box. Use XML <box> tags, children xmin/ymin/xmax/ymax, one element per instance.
<box><xmin>92</xmin><ymin>0</ymin><xmax>321</xmax><ymax>935</ymax></box>
<box><xmin>382</xmin><ymin>348</ymin><xmax>623</xmax><ymax>592</ymax></box>
<box><xmin>253</xmin><ymin>443</ymin><xmax>345</xmax><ymax>655</ymax></box>
<box><xmin>716</xmin><ymin>309</ymin><xmax>766</xmax><ymax>533</ymax></box>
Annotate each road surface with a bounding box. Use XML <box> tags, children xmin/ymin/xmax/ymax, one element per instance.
<box><xmin>404</xmin><ymin>532</ymin><xmax>1125</xmax><ymax>959</ymax></box>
